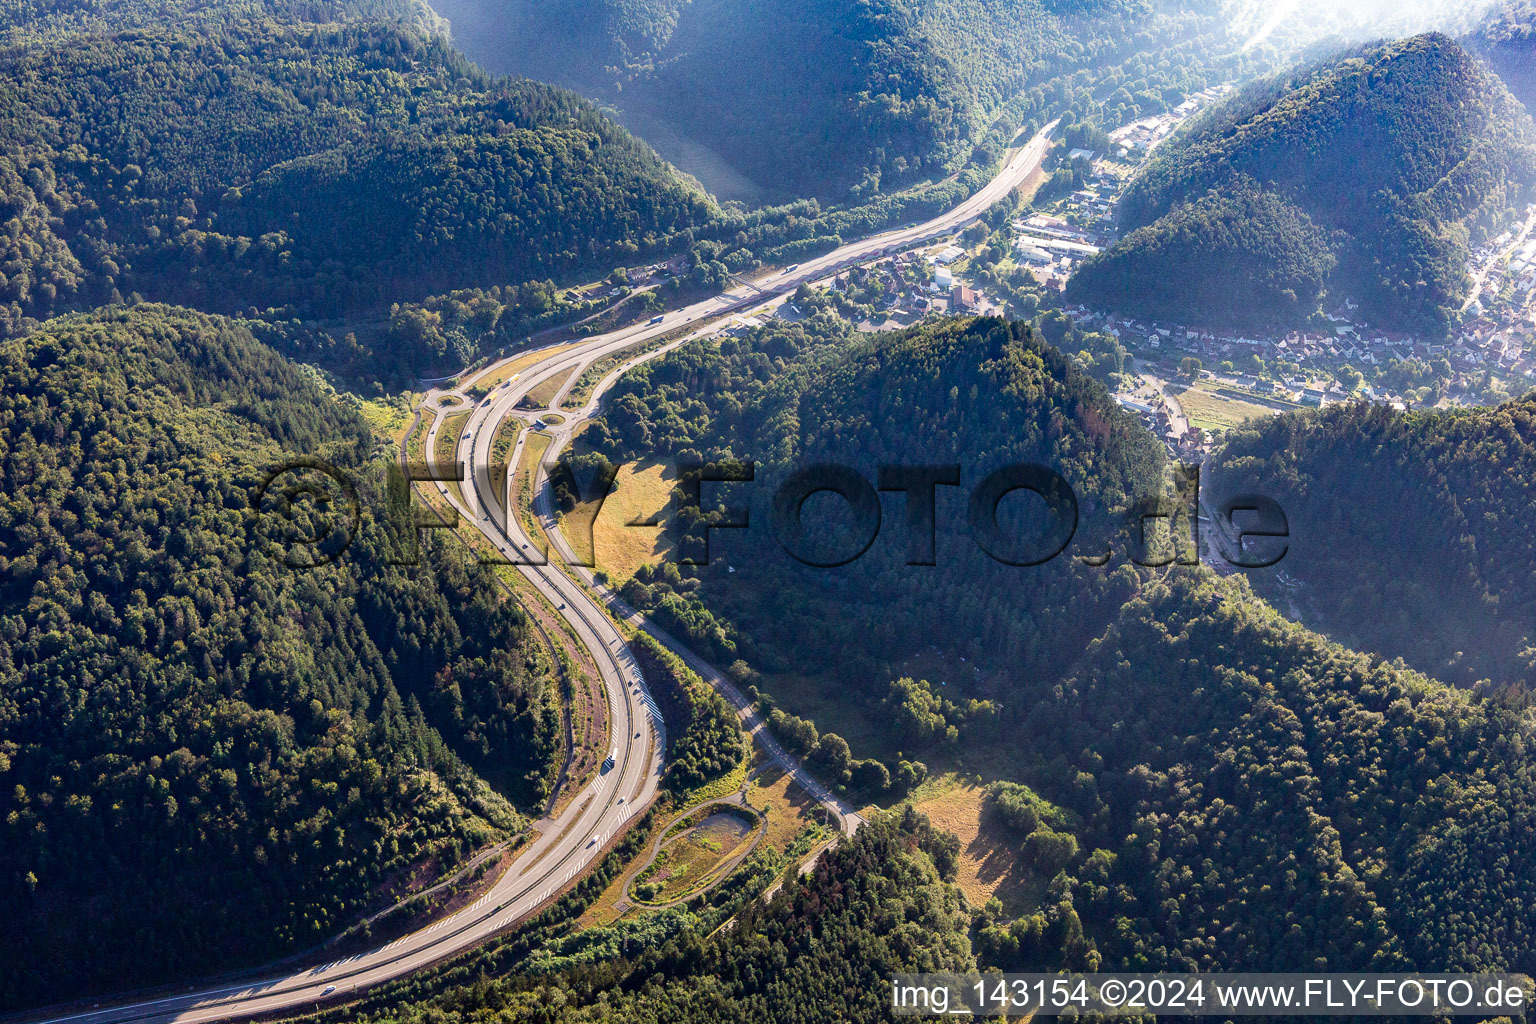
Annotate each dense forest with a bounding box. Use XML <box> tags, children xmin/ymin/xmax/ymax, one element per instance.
<box><xmin>0</xmin><ymin>17</ymin><xmax>722</xmax><ymax>370</ymax></box>
<box><xmin>977</xmin><ymin>572</ymin><xmax>1536</xmax><ymax>976</ymax></box>
<box><xmin>1069</xmin><ymin>33</ymin><xmax>1536</xmax><ymax>334</ymax></box>
<box><xmin>575</xmin><ymin>312</ymin><xmax>1536</xmax><ymax>983</ymax></box>
<box><xmin>578</xmin><ymin>313</ymin><xmax>1174</xmax><ymax>808</ymax></box>
<box><xmin>1468</xmin><ymin>1</ymin><xmax>1536</xmax><ymax>110</ymax></box>
<box><xmin>430</xmin><ymin>0</ymin><xmax>1247</xmax><ymax>202</ymax></box>
<box><xmin>0</xmin><ymin>306</ymin><xmax>559</xmax><ymax>1007</ymax></box>
<box><xmin>1206</xmin><ymin>396</ymin><xmax>1536</xmax><ymax>691</ymax></box>
<box><xmin>8</xmin><ymin>0</ymin><xmax>1536</xmax><ymax>1016</ymax></box>
<box><xmin>585</xmin><ymin>314</ymin><xmax>1169</xmax><ymax>695</ymax></box>
<box><xmin>1067</xmin><ymin>181</ymin><xmax>1337</xmax><ymax>323</ymax></box>
<box><xmin>0</xmin><ymin>0</ymin><xmax>448</xmax><ymax>40</ymax></box>
<box><xmin>0</xmin><ymin>0</ymin><xmax>1267</xmax><ymax>385</ymax></box>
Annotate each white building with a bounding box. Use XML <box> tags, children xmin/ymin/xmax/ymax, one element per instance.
<box><xmin>933</xmin><ymin>245</ymin><xmax>965</xmax><ymax>265</ymax></box>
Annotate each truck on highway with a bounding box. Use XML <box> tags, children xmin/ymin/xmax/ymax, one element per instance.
<box><xmin>603</xmin><ymin>747</ymin><xmax>618</xmax><ymax>771</ymax></box>
<box><xmin>650</xmin><ymin>314</ymin><xmax>665</xmax><ymax>324</ymax></box>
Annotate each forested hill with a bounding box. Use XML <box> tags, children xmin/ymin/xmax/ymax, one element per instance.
<box><xmin>585</xmin><ymin>313</ymin><xmax>1168</xmax><ymax>695</ymax></box>
<box><xmin>1205</xmin><ymin>396</ymin><xmax>1536</xmax><ymax>692</ymax></box>
<box><xmin>1468</xmin><ymin>1</ymin><xmax>1536</xmax><ymax>110</ymax></box>
<box><xmin>0</xmin><ymin>18</ymin><xmax>718</xmax><ymax>357</ymax></box>
<box><xmin>1068</xmin><ymin>33</ymin><xmax>1536</xmax><ymax>334</ymax></box>
<box><xmin>574</xmin><ymin>314</ymin><xmax>1536</xmax><ymax>983</ymax></box>
<box><xmin>0</xmin><ymin>306</ymin><xmax>559</xmax><ymax>1007</ymax></box>
<box><xmin>429</xmin><ymin>0</ymin><xmax>1232</xmax><ymax>202</ymax></box>
<box><xmin>0</xmin><ymin>0</ymin><xmax>447</xmax><ymax>41</ymax></box>
<box><xmin>1002</xmin><ymin>573</ymin><xmax>1536</xmax><ymax>977</ymax></box>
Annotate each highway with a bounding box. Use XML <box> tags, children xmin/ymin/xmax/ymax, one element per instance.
<box><xmin>21</xmin><ymin>118</ymin><xmax>1057</xmax><ymax>1024</ymax></box>
<box><xmin>526</xmin><ymin>390</ymin><xmax>862</xmax><ymax>835</ymax></box>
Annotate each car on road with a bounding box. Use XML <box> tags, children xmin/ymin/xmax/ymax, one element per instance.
<box><xmin>321</xmin><ymin>986</ymin><xmax>336</xmax><ymax>996</ymax></box>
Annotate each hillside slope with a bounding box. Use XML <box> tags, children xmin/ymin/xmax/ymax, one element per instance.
<box><xmin>1206</xmin><ymin>396</ymin><xmax>1536</xmax><ymax>690</ymax></box>
<box><xmin>1009</xmin><ymin>573</ymin><xmax>1536</xmax><ymax>976</ymax></box>
<box><xmin>586</xmin><ymin>313</ymin><xmax>1169</xmax><ymax>692</ymax></box>
<box><xmin>0</xmin><ymin>306</ymin><xmax>558</xmax><ymax>1007</ymax></box>
<box><xmin>0</xmin><ymin>0</ymin><xmax>448</xmax><ymax>40</ymax></box>
<box><xmin>573</xmin><ymin>314</ymin><xmax>1536</xmax><ymax>982</ymax></box>
<box><xmin>1068</xmin><ymin>33</ymin><xmax>1536</xmax><ymax>334</ymax></box>
<box><xmin>431</xmin><ymin>0</ymin><xmax>1232</xmax><ymax>202</ymax></box>
<box><xmin>0</xmin><ymin>19</ymin><xmax>719</xmax><ymax>370</ymax></box>
<box><xmin>1468</xmin><ymin>0</ymin><xmax>1536</xmax><ymax>110</ymax></box>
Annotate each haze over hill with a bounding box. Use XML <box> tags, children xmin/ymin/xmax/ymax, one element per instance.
<box><xmin>1207</xmin><ymin>396</ymin><xmax>1536</xmax><ymax>691</ymax></box>
<box><xmin>1467</xmin><ymin>0</ymin><xmax>1536</xmax><ymax>109</ymax></box>
<box><xmin>429</xmin><ymin>0</ymin><xmax>1240</xmax><ymax>203</ymax></box>
<box><xmin>1230</xmin><ymin>0</ymin><xmax>1508</xmax><ymax>51</ymax></box>
<box><xmin>1067</xmin><ymin>33</ymin><xmax>1536</xmax><ymax>334</ymax></box>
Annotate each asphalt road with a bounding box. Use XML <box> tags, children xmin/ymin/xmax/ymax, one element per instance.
<box><xmin>20</xmin><ymin>118</ymin><xmax>1058</xmax><ymax>1024</ymax></box>
<box><xmin>527</xmin><ymin>406</ymin><xmax>863</xmax><ymax>835</ymax></box>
